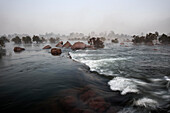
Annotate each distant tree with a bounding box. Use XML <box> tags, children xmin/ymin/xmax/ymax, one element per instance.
<box><xmin>49</xmin><ymin>37</ymin><xmax>56</xmax><ymax>43</ymax></box>
<box><xmin>159</xmin><ymin>34</ymin><xmax>170</xmax><ymax>44</ymax></box>
<box><xmin>56</xmin><ymin>37</ymin><xmax>60</xmax><ymax>42</ymax></box>
<box><xmin>0</xmin><ymin>39</ymin><xmax>5</xmax><ymax>47</ymax></box>
<box><xmin>12</xmin><ymin>36</ymin><xmax>22</xmax><ymax>44</ymax></box>
<box><xmin>22</xmin><ymin>36</ymin><xmax>32</xmax><ymax>43</ymax></box>
<box><xmin>132</xmin><ymin>32</ymin><xmax>159</xmax><ymax>45</ymax></box>
<box><xmin>41</xmin><ymin>37</ymin><xmax>47</xmax><ymax>43</ymax></box>
<box><xmin>32</xmin><ymin>35</ymin><xmax>42</xmax><ymax>43</ymax></box>
<box><xmin>88</xmin><ymin>37</ymin><xmax>104</xmax><ymax>48</ymax></box>
<box><xmin>0</xmin><ymin>36</ymin><xmax>10</xmax><ymax>42</ymax></box>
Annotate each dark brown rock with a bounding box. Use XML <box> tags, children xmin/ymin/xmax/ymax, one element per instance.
<box><xmin>71</xmin><ymin>42</ymin><xmax>86</xmax><ymax>50</ymax></box>
<box><xmin>80</xmin><ymin>90</ymin><xmax>96</xmax><ymax>102</ymax></box>
<box><xmin>43</xmin><ymin>45</ymin><xmax>51</xmax><ymax>49</ymax></box>
<box><xmin>85</xmin><ymin>45</ymin><xmax>95</xmax><ymax>49</ymax></box>
<box><xmin>13</xmin><ymin>47</ymin><xmax>25</xmax><ymax>52</ymax></box>
<box><xmin>51</xmin><ymin>48</ymin><xmax>62</xmax><ymax>55</ymax></box>
<box><xmin>56</xmin><ymin>41</ymin><xmax>63</xmax><ymax>47</ymax></box>
<box><xmin>63</xmin><ymin>41</ymin><xmax>72</xmax><ymax>48</ymax></box>
<box><xmin>88</xmin><ymin>97</ymin><xmax>110</xmax><ymax>112</ymax></box>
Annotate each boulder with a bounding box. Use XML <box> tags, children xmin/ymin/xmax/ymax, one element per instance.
<box><xmin>63</xmin><ymin>41</ymin><xmax>72</xmax><ymax>48</ymax></box>
<box><xmin>56</xmin><ymin>41</ymin><xmax>63</xmax><ymax>47</ymax></box>
<box><xmin>51</xmin><ymin>48</ymin><xmax>62</xmax><ymax>55</ymax></box>
<box><xmin>71</xmin><ymin>42</ymin><xmax>86</xmax><ymax>50</ymax></box>
<box><xmin>13</xmin><ymin>47</ymin><xmax>25</xmax><ymax>52</ymax></box>
<box><xmin>43</xmin><ymin>45</ymin><xmax>51</xmax><ymax>49</ymax></box>
<box><xmin>85</xmin><ymin>45</ymin><xmax>95</xmax><ymax>49</ymax></box>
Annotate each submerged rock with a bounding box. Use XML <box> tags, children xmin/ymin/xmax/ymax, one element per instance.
<box><xmin>56</xmin><ymin>41</ymin><xmax>63</xmax><ymax>47</ymax></box>
<box><xmin>87</xmin><ymin>97</ymin><xmax>110</xmax><ymax>112</ymax></box>
<box><xmin>63</xmin><ymin>41</ymin><xmax>72</xmax><ymax>48</ymax></box>
<box><xmin>51</xmin><ymin>48</ymin><xmax>62</xmax><ymax>55</ymax></box>
<box><xmin>71</xmin><ymin>42</ymin><xmax>86</xmax><ymax>50</ymax></box>
<box><xmin>43</xmin><ymin>45</ymin><xmax>51</xmax><ymax>49</ymax></box>
<box><xmin>80</xmin><ymin>90</ymin><xmax>96</xmax><ymax>102</ymax></box>
<box><xmin>111</xmin><ymin>38</ymin><xmax>119</xmax><ymax>43</ymax></box>
<box><xmin>14</xmin><ymin>47</ymin><xmax>25</xmax><ymax>52</ymax></box>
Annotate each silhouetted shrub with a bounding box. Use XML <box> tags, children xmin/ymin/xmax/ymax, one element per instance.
<box><xmin>0</xmin><ymin>36</ymin><xmax>10</xmax><ymax>43</ymax></box>
<box><xmin>12</xmin><ymin>36</ymin><xmax>22</xmax><ymax>44</ymax></box>
<box><xmin>32</xmin><ymin>35</ymin><xmax>42</xmax><ymax>43</ymax></box>
<box><xmin>88</xmin><ymin>37</ymin><xmax>104</xmax><ymax>48</ymax></box>
<box><xmin>49</xmin><ymin>37</ymin><xmax>56</xmax><ymax>43</ymax></box>
<box><xmin>132</xmin><ymin>32</ymin><xmax>158</xmax><ymax>45</ymax></box>
<box><xmin>159</xmin><ymin>34</ymin><xmax>170</xmax><ymax>44</ymax></box>
<box><xmin>22</xmin><ymin>36</ymin><xmax>32</xmax><ymax>43</ymax></box>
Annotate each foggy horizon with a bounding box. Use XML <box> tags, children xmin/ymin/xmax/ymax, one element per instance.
<box><xmin>0</xmin><ymin>0</ymin><xmax>170</xmax><ymax>35</ymax></box>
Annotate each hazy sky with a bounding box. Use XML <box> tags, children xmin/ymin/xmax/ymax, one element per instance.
<box><xmin>0</xmin><ymin>0</ymin><xmax>170</xmax><ymax>35</ymax></box>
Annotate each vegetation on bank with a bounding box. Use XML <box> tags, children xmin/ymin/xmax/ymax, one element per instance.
<box><xmin>132</xmin><ymin>32</ymin><xmax>170</xmax><ymax>45</ymax></box>
<box><xmin>1</xmin><ymin>32</ymin><xmax>170</xmax><ymax>48</ymax></box>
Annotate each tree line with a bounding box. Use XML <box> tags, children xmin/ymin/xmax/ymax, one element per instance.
<box><xmin>0</xmin><ymin>35</ymin><xmax>61</xmax><ymax>47</ymax></box>
<box><xmin>132</xmin><ymin>32</ymin><xmax>170</xmax><ymax>45</ymax></box>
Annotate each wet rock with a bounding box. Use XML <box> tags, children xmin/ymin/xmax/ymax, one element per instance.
<box><xmin>80</xmin><ymin>90</ymin><xmax>96</xmax><ymax>102</ymax></box>
<box><xmin>43</xmin><ymin>45</ymin><xmax>51</xmax><ymax>49</ymax></box>
<box><xmin>111</xmin><ymin>38</ymin><xmax>119</xmax><ymax>43</ymax></box>
<box><xmin>63</xmin><ymin>41</ymin><xmax>72</xmax><ymax>48</ymax></box>
<box><xmin>51</xmin><ymin>48</ymin><xmax>62</xmax><ymax>55</ymax></box>
<box><xmin>60</xmin><ymin>96</ymin><xmax>77</xmax><ymax>111</ymax></box>
<box><xmin>13</xmin><ymin>47</ymin><xmax>25</xmax><ymax>52</ymax></box>
<box><xmin>88</xmin><ymin>97</ymin><xmax>110</xmax><ymax>112</ymax></box>
<box><xmin>71</xmin><ymin>42</ymin><xmax>86</xmax><ymax>50</ymax></box>
<box><xmin>85</xmin><ymin>45</ymin><xmax>95</xmax><ymax>49</ymax></box>
<box><xmin>56</xmin><ymin>41</ymin><xmax>63</xmax><ymax>47</ymax></box>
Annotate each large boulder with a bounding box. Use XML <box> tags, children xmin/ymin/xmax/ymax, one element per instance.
<box><xmin>56</xmin><ymin>41</ymin><xmax>63</xmax><ymax>47</ymax></box>
<box><xmin>51</xmin><ymin>48</ymin><xmax>62</xmax><ymax>55</ymax></box>
<box><xmin>63</xmin><ymin>41</ymin><xmax>72</xmax><ymax>48</ymax></box>
<box><xmin>71</xmin><ymin>42</ymin><xmax>86</xmax><ymax>50</ymax></box>
<box><xmin>14</xmin><ymin>47</ymin><xmax>25</xmax><ymax>52</ymax></box>
<box><xmin>43</xmin><ymin>45</ymin><xmax>51</xmax><ymax>49</ymax></box>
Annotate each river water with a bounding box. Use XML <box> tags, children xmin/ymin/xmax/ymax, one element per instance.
<box><xmin>0</xmin><ymin>42</ymin><xmax>170</xmax><ymax>113</ymax></box>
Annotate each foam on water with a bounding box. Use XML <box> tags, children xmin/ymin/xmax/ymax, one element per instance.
<box><xmin>69</xmin><ymin>52</ymin><xmax>130</xmax><ymax>76</ymax></box>
<box><xmin>108</xmin><ymin>77</ymin><xmax>139</xmax><ymax>95</ymax></box>
<box><xmin>133</xmin><ymin>97</ymin><xmax>159</xmax><ymax>109</ymax></box>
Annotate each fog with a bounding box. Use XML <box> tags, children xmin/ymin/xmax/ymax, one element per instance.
<box><xmin>0</xmin><ymin>0</ymin><xmax>170</xmax><ymax>35</ymax></box>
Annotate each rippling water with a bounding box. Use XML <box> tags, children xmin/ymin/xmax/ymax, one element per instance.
<box><xmin>0</xmin><ymin>42</ymin><xmax>170</xmax><ymax>113</ymax></box>
<box><xmin>70</xmin><ymin>42</ymin><xmax>170</xmax><ymax>113</ymax></box>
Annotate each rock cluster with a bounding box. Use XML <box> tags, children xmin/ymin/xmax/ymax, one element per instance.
<box><xmin>58</xmin><ymin>87</ymin><xmax>120</xmax><ymax>113</ymax></box>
